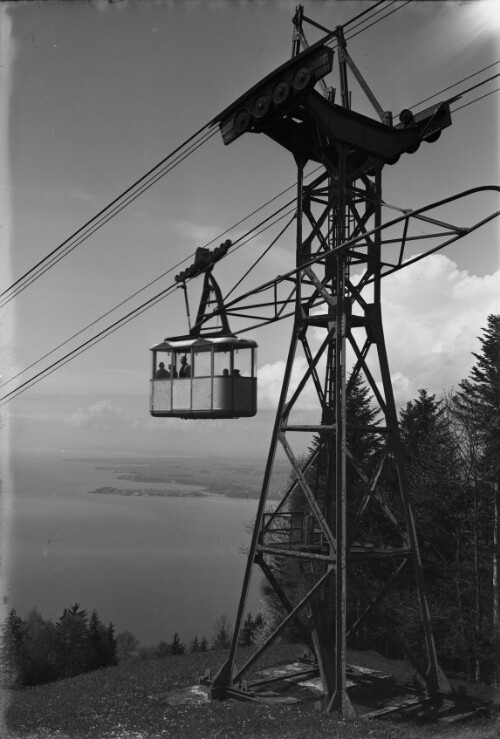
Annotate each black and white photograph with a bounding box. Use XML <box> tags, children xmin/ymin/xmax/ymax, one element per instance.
<box><xmin>0</xmin><ymin>1</ymin><xmax>499</xmax><ymax>736</ymax></box>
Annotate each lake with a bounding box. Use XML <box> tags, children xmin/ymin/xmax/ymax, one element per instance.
<box><xmin>4</xmin><ymin>451</ymin><xmax>266</xmax><ymax>647</ymax></box>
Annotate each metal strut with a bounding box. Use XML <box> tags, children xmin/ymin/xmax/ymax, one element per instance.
<box><xmin>174</xmin><ymin>241</ymin><xmax>232</xmax><ymax>338</ymax></box>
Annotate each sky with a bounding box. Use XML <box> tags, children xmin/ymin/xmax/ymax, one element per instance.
<box><xmin>0</xmin><ymin>0</ymin><xmax>499</xmax><ymax>462</ymax></box>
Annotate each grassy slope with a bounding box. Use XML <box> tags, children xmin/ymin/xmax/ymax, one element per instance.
<box><xmin>3</xmin><ymin>645</ymin><xmax>499</xmax><ymax>739</ymax></box>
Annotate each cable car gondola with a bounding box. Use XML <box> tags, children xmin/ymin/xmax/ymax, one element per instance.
<box><xmin>150</xmin><ymin>242</ymin><xmax>257</xmax><ymax>419</ymax></box>
<box><xmin>150</xmin><ymin>335</ymin><xmax>257</xmax><ymax>419</ymax></box>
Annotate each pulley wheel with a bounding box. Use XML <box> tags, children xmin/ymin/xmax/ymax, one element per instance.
<box><xmin>399</xmin><ymin>108</ymin><xmax>414</xmax><ymax>127</ymax></box>
<box><xmin>234</xmin><ymin>109</ymin><xmax>251</xmax><ymax>134</ymax></box>
<box><xmin>253</xmin><ymin>95</ymin><xmax>271</xmax><ymax>119</ymax></box>
<box><xmin>272</xmin><ymin>80</ymin><xmax>290</xmax><ymax>106</ymax></box>
<box><xmin>292</xmin><ymin>67</ymin><xmax>311</xmax><ymax>91</ymax></box>
<box><xmin>387</xmin><ymin>153</ymin><xmax>400</xmax><ymax>166</ymax></box>
<box><xmin>424</xmin><ymin>131</ymin><xmax>441</xmax><ymax>143</ymax></box>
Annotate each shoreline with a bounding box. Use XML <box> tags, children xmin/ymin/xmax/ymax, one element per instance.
<box><xmin>88</xmin><ymin>486</ymin><xmax>206</xmax><ymax>498</ymax></box>
<box><xmin>86</xmin><ymin>486</ymin><xmax>261</xmax><ymax>500</ymax></box>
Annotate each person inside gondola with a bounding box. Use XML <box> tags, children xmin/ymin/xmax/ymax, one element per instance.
<box><xmin>168</xmin><ymin>363</ymin><xmax>178</xmax><ymax>378</ymax></box>
<box><xmin>179</xmin><ymin>355</ymin><xmax>191</xmax><ymax>378</ymax></box>
<box><xmin>155</xmin><ymin>362</ymin><xmax>169</xmax><ymax>379</ymax></box>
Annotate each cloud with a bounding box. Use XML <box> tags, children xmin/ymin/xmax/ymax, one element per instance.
<box><xmin>67</xmin><ymin>400</ymin><xmax>123</xmax><ymax>429</ymax></box>
<box><xmin>380</xmin><ymin>255</ymin><xmax>500</xmax><ymax>403</ymax></box>
<box><xmin>131</xmin><ymin>416</ymin><xmax>225</xmax><ymax>432</ymax></box>
<box><xmin>258</xmin><ymin>356</ymin><xmax>320</xmax><ymax>413</ymax></box>
<box><xmin>173</xmin><ymin>217</ymin><xmax>295</xmax><ymax>272</ymax></box>
<box><xmin>256</xmin><ymin>255</ymin><xmax>500</xmax><ymax>412</ymax></box>
<box><xmin>174</xmin><ymin>220</ymin><xmax>222</xmax><ymax>245</ymax></box>
<box><xmin>231</xmin><ymin>232</ymin><xmax>294</xmax><ymax>272</ymax></box>
<box><xmin>68</xmin><ymin>185</ymin><xmax>96</xmax><ymax>203</ymax></box>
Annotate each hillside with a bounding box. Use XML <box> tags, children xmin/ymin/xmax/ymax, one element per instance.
<box><xmin>3</xmin><ymin>645</ymin><xmax>498</xmax><ymax>739</ymax></box>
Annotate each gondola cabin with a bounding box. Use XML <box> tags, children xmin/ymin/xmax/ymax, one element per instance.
<box><xmin>150</xmin><ymin>335</ymin><xmax>257</xmax><ymax>419</ymax></box>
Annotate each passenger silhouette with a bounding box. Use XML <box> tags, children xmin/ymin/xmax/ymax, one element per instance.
<box><xmin>155</xmin><ymin>362</ymin><xmax>169</xmax><ymax>379</ymax></box>
<box><xmin>179</xmin><ymin>355</ymin><xmax>191</xmax><ymax>378</ymax></box>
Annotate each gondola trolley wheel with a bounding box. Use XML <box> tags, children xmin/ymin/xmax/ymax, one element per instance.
<box><xmin>292</xmin><ymin>66</ymin><xmax>312</xmax><ymax>91</ymax></box>
<box><xmin>253</xmin><ymin>95</ymin><xmax>271</xmax><ymax>119</ymax></box>
<box><xmin>424</xmin><ymin>130</ymin><xmax>441</xmax><ymax>144</ymax></box>
<box><xmin>272</xmin><ymin>80</ymin><xmax>290</xmax><ymax>106</ymax></box>
<box><xmin>234</xmin><ymin>109</ymin><xmax>252</xmax><ymax>134</ymax></box>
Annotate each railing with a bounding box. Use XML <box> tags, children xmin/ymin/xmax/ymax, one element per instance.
<box><xmin>260</xmin><ymin>511</ymin><xmax>325</xmax><ymax>551</ymax></box>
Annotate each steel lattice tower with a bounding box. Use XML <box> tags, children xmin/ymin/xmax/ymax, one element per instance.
<box><xmin>208</xmin><ymin>10</ymin><xmax>452</xmax><ymax>716</ymax></box>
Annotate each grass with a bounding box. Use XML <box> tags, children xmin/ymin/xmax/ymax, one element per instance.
<box><xmin>3</xmin><ymin>645</ymin><xmax>499</xmax><ymax>739</ymax></box>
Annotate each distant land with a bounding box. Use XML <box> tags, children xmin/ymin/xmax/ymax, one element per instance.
<box><xmin>88</xmin><ymin>486</ymin><xmax>206</xmax><ymax>498</ymax></box>
<box><xmin>79</xmin><ymin>455</ymin><xmax>292</xmax><ymax>500</ymax></box>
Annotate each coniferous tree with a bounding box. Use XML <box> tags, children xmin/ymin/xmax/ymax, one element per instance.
<box><xmin>452</xmin><ymin>314</ymin><xmax>500</xmax><ymax>681</ymax></box>
<box><xmin>394</xmin><ymin>389</ymin><xmax>466</xmax><ymax>662</ymax></box>
<box><xmin>211</xmin><ymin>615</ymin><xmax>231</xmax><ymax>650</ymax></box>
<box><xmin>104</xmin><ymin>622</ymin><xmax>118</xmax><ymax>667</ymax></box>
<box><xmin>190</xmin><ymin>635</ymin><xmax>200</xmax><ymax>653</ymax></box>
<box><xmin>253</xmin><ymin>613</ymin><xmax>264</xmax><ymax>634</ymax></box>
<box><xmin>2</xmin><ymin>604</ymin><xmax>120</xmax><ymax>684</ymax></box>
<box><xmin>20</xmin><ymin>608</ymin><xmax>58</xmax><ymax>686</ymax></box>
<box><xmin>455</xmin><ymin>315</ymin><xmax>500</xmax><ymax>478</ymax></box>
<box><xmin>301</xmin><ymin>372</ymin><xmax>382</xmax><ymax>514</ymax></box>
<box><xmin>238</xmin><ymin>612</ymin><xmax>256</xmax><ymax>647</ymax></box>
<box><xmin>199</xmin><ymin>635</ymin><xmax>209</xmax><ymax>652</ymax></box>
<box><xmin>87</xmin><ymin>610</ymin><xmax>107</xmax><ymax>670</ymax></box>
<box><xmin>169</xmin><ymin>632</ymin><xmax>186</xmax><ymax>655</ymax></box>
<box><xmin>1</xmin><ymin>609</ymin><xmax>25</xmax><ymax>684</ymax></box>
<box><xmin>84</xmin><ymin>611</ymin><xmax>117</xmax><ymax>670</ymax></box>
<box><xmin>399</xmin><ymin>389</ymin><xmax>462</xmax><ymax>557</ymax></box>
<box><xmin>237</xmin><ymin>612</ymin><xmax>266</xmax><ymax>646</ymax></box>
<box><xmin>55</xmin><ymin>603</ymin><xmax>90</xmax><ymax>678</ymax></box>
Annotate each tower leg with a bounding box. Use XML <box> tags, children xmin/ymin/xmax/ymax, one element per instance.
<box><xmin>210</xmin><ymin>330</ymin><xmax>300</xmax><ymax>697</ymax></box>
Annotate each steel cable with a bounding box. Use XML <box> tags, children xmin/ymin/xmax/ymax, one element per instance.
<box><xmin>0</xmin><ymin>173</ymin><xmax>310</xmax><ymax>390</ymax></box>
<box><xmin>0</xmin><ymin>1</ymin><xmax>414</xmax><ymax>311</ymax></box>
<box><xmin>0</xmin><ymin>281</ymin><xmax>179</xmax><ymax>406</ymax></box>
<box><xmin>0</xmin><ymin>205</ymin><xmax>299</xmax><ymax>404</ymax></box>
<box><xmin>0</xmin><ymin>125</ymin><xmax>217</xmax><ymax>307</ymax></box>
<box><xmin>408</xmin><ymin>60</ymin><xmax>500</xmax><ymax>111</ymax></box>
<box><xmin>451</xmin><ymin>86</ymin><xmax>500</xmax><ymax>113</ymax></box>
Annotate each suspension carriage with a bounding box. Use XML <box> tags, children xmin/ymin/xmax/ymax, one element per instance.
<box><xmin>150</xmin><ymin>334</ymin><xmax>257</xmax><ymax>419</ymax></box>
<box><xmin>150</xmin><ymin>242</ymin><xmax>257</xmax><ymax>419</ymax></box>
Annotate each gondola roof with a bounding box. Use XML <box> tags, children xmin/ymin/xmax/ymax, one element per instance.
<box><xmin>151</xmin><ymin>335</ymin><xmax>257</xmax><ymax>351</ymax></box>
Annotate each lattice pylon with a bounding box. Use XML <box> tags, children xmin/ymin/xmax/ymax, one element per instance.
<box><xmin>209</xmin><ymin>153</ymin><xmax>450</xmax><ymax>715</ymax></box>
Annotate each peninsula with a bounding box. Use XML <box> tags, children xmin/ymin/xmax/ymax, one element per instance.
<box><xmin>88</xmin><ymin>486</ymin><xmax>205</xmax><ymax>498</ymax></box>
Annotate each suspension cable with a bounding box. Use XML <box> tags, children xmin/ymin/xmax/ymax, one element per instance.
<box><xmin>1</xmin><ymin>206</ymin><xmax>298</xmax><ymax>402</ymax></box>
<box><xmin>451</xmin><ymin>86</ymin><xmax>500</xmax><ymax>113</ymax></box>
<box><xmin>3</xmin><ymin>183</ymin><xmax>498</xmax><ymax>406</ymax></box>
<box><xmin>0</xmin><ymin>124</ymin><xmax>217</xmax><ymax>307</ymax></box>
<box><xmin>0</xmin><ymin>280</ymin><xmax>179</xmax><ymax>406</ymax></box>
<box><xmin>224</xmin><ymin>211</ymin><xmax>297</xmax><ymax>301</ymax></box>
<box><xmin>409</xmin><ymin>60</ymin><xmax>500</xmax><ymax>111</ymax></box>
<box><xmin>0</xmin><ymin>1</ymin><xmax>421</xmax><ymax>311</ymax></box>
<box><xmin>342</xmin><ymin>0</ymin><xmax>389</xmax><ymax>31</ymax></box>
<box><xmin>344</xmin><ymin>0</ymin><xmax>414</xmax><ymax>43</ymax></box>
<box><xmin>1</xmin><ymin>173</ymin><xmax>309</xmax><ymax>389</ymax></box>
